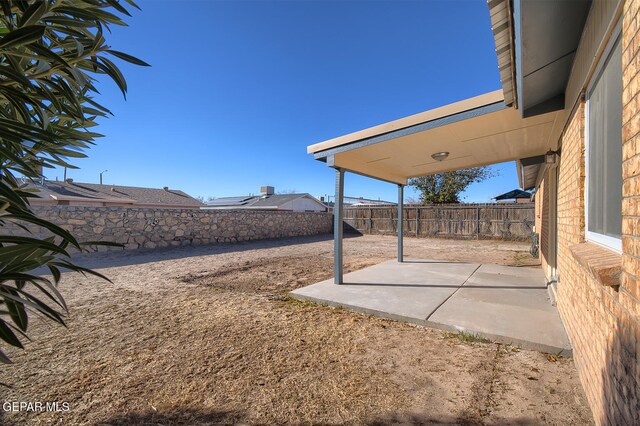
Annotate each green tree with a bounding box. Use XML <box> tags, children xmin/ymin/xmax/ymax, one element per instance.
<box><xmin>409</xmin><ymin>166</ymin><xmax>497</xmax><ymax>204</ymax></box>
<box><xmin>0</xmin><ymin>0</ymin><xmax>148</xmax><ymax>365</ymax></box>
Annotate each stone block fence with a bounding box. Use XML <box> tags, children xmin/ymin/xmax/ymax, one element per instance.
<box><xmin>6</xmin><ymin>206</ymin><xmax>333</xmax><ymax>251</ymax></box>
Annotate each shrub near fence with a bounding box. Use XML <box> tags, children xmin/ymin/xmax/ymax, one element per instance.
<box><xmin>344</xmin><ymin>203</ymin><xmax>534</xmax><ymax>241</ymax></box>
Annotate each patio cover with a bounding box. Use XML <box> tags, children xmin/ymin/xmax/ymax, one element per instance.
<box><xmin>308</xmin><ymin>90</ymin><xmax>563</xmax><ymax>185</ymax></box>
<box><xmin>308</xmin><ymin>90</ymin><xmax>563</xmax><ymax>284</ymax></box>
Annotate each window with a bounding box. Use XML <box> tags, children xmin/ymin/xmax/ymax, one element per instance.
<box><xmin>585</xmin><ymin>34</ymin><xmax>623</xmax><ymax>252</ymax></box>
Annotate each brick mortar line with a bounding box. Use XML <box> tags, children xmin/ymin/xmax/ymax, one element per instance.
<box><xmin>622</xmin><ymin>77</ymin><xmax>639</xmax><ymax>104</ymax></box>
<box><xmin>619</xmin><ymin>287</ymin><xmax>640</xmax><ymax>306</ymax></box>
<box><xmin>621</xmin><ymin>151</ymin><xmax>640</xmax><ymax>162</ymax></box>
<box><xmin>620</xmin><ymin>268</ymin><xmax>640</xmax><ymax>284</ymax></box>
<box><xmin>623</xmin><ymin>125</ymin><xmax>640</xmax><ymax>146</ymax></box>
<box><xmin>621</xmin><ymin>255</ymin><xmax>640</xmax><ymax>263</ymax></box>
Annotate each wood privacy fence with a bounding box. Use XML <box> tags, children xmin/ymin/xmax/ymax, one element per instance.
<box><xmin>343</xmin><ymin>203</ymin><xmax>534</xmax><ymax>241</ymax></box>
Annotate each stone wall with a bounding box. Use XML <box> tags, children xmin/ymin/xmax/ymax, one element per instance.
<box><xmin>8</xmin><ymin>206</ymin><xmax>333</xmax><ymax>251</ymax></box>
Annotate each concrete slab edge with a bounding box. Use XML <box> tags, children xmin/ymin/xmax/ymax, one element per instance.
<box><xmin>288</xmin><ymin>292</ymin><xmax>429</xmax><ymax>327</ymax></box>
<box><xmin>289</xmin><ymin>292</ymin><xmax>573</xmax><ymax>357</ymax></box>
<box><xmin>427</xmin><ymin>321</ymin><xmax>573</xmax><ymax>357</ymax></box>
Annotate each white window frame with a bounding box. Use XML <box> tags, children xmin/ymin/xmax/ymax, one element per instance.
<box><xmin>584</xmin><ymin>22</ymin><xmax>622</xmax><ymax>253</ymax></box>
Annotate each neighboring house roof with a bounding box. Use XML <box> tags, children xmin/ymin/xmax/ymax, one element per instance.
<box><xmin>323</xmin><ymin>196</ymin><xmax>395</xmax><ymax>208</ymax></box>
<box><xmin>249</xmin><ymin>193</ymin><xmax>313</xmax><ymax>208</ymax></box>
<box><xmin>206</xmin><ymin>196</ymin><xmax>255</xmax><ymax>207</ymax></box>
<box><xmin>204</xmin><ymin>193</ymin><xmax>326</xmax><ymax>210</ymax></box>
<box><xmin>344</xmin><ymin>196</ymin><xmax>395</xmax><ymax>206</ymax></box>
<box><xmin>26</xmin><ymin>180</ymin><xmax>204</xmax><ymax>207</ymax></box>
<box><xmin>494</xmin><ymin>189</ymin><xmax>531</xmax><ymax>200</ymax></box>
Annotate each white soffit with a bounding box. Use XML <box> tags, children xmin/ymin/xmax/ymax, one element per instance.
<box><xmin>308</xmin><ymin>90</ymin><xmax>562</xmax><ymax>184</ymax></box>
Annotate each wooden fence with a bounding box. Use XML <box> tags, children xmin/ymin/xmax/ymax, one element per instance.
<box><xmin>343</xmin><ymin>203</ymin><xmax>534</xmax><ymax>241</ymax></box>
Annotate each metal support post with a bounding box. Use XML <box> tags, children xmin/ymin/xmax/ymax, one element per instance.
<box><xmin>398</xmin><ymin>184</ymin><xmax>404</xmax><ymax>262</ymax></box>
<box><xmin>334</xmin><ymin>168</ymin><xmax>345</xmax><ymax>283</ymax></box>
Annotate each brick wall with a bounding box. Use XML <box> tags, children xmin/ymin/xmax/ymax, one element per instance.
<box><xmin>620</xmin><ymin>0</ymin><xmax>640</xmax><ymax>420</ymax></box>
<box><xmin>548</xmin><ymin>1</ymin><xmax>640</xmax><ymax>423</ymax></box>
<box><xmin>5</xmin><ymin>206</ymin><xmax>333</xmax><ymax>251</ymax></box>
<box><xmin>554</xmin><ymin>102</ymin><xmax>610</xmax><ymax>419</ymax></box>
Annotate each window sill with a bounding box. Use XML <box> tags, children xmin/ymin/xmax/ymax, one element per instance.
<box><xmin>569</xmin><ymin>242</ymin><xmax>621</xmax><ymax>288</ymax></box>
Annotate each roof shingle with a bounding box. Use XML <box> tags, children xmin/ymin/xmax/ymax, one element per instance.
<box><xmin>27</xmin><ymin>180</ymin><xmax>204</xmax><ymax>207</ymax></box>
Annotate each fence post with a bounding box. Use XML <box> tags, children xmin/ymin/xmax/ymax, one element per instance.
<box><xmin>476</xmin><ymin>207</ymin><xmax>480</xmax><ymax>240</ymax></box>
<box><xmin>367</xmin><ymin>207</ymin><xmax>372</xmax><ymax>233</ymax></box>
<box><xmin>415</xmin><ymin>207</ymin><xmax>419</xmax><ymax>237</ymax></box>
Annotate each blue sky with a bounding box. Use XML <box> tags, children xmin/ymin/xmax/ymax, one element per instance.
<box><xmin>46</xmin><ymin>0</ymin><xmax>518</xmax><ymax>202</ymax></box>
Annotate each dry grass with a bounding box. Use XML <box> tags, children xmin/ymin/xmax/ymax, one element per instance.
<box><xmin>179</xmin><ymin>255</ymin><xmax>383</xmax><ymax>295</ymax></box>
<box><xmin>1</xmin><ymin>235</ymin><xmax>592</xmax><ymax>425</ymax></box>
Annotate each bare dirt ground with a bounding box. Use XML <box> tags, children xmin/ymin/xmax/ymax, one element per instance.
<box><xmin>1</xmin><ymin>235</ymin><xmax>593</xmax><ymax>425</ymax></box>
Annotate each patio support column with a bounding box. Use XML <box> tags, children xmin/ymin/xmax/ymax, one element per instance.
<box><xmin>398</xmin><ymin>184</ymin><xmax>404</xmax><ymax>262</ymax></box>
<box><xmin>334</xmin><ymin>168</ymin><xmax>344</xmax><ymax>284</ymax></box>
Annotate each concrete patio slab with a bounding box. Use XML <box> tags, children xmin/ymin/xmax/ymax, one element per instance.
<box><xmin>290</xmin><ymin>260</ymin><xmax>480</xmax><ymax>323</ymax></box>
<box><xmin>290</xmin><ymin>260</ymin><xmax>571</xmax><ymax>355</ymax></box>
<box><xmin>429</xmin><ymin>264</ymin><xmax>571</xmax><ymax>355</ymax></box>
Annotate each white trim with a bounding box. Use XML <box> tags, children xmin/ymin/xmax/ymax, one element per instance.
<box><xmin>586</xmin><ymin>230</ymin><xmax>623</xmax><ymax>253</ymax></box>
<box><xmin>586</xmin><ymin>20</ymin><xmax>623</xmax><ymax>94</ymax></box>
<box><xmin>548</xmin><ymin>164</ymin><xmax>559</xmax><ymax>280</ymax></box>
<box><xmin>584</xmin><ymin>24</ymin><xmax>623</xmax><ymax>254</ymax></box>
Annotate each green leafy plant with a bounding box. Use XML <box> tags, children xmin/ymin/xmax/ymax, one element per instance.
<box><xmin>409</xmin><ymin>167</ymin><xmax>498</xmax><ymax>204</ymax></box>
<box><xmin>0</xmin><ymin>0</ymin><xmax>149</xmax><ymax>365</ymax></box>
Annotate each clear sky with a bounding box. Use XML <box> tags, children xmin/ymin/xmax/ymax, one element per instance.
<box><xmin>45</xmin><ymin>0</ymin><xmax>519</xmax><ymax>203</ymax></box>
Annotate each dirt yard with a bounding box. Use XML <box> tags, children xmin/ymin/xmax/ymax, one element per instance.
<box><xmin>1</xmin><ymin>235</ymin><xmax>593</xmax><ymax>425</ymax></box>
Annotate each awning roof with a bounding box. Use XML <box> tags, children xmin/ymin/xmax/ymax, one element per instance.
<box><xmin>308</xmin><ymin>90</ymin><xmax>563</xmax><ymax>185</ymax></box>
<box><xmin>494</xmin><ymin>189</ymin><xmax>531</xmax><ymax>200</ymax></box>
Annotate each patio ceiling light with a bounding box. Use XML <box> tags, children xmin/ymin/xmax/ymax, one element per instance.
<box><xmin>431</xmin><ymin>151</ymin><xmax>449</xmax><ymax>162</ymax></box>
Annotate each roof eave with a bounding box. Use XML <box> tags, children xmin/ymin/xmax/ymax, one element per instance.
<box><xmin>308</xmin><ymin>90</ymin><xmax>505</xmax><ymax>156</ymax></box>
<box><xmin>516</xmin><ymin>159</ymin><xmax>524</xmax><ymax>189</ymax></box>
<box><xmin>488</xmin><ymin>0</ymin><xmax>518</xmax><ymax>108</ymax></box>
<box><xmin>512</xmin><ymin>0</ymin><xmax>592</xmax><ymax>118</ymax></box>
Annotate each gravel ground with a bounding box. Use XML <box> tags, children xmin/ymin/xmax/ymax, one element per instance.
<box><xmin>1</xmin><ymin>235</ymin><xmax>593</xmax><ymax>425</ymax></box>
